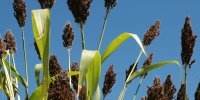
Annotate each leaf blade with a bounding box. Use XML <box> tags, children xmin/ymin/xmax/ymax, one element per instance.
<box><xmin>101</xmin><ymin>32</ymin><xmax>147</xmax><ymax>63</ymax></box>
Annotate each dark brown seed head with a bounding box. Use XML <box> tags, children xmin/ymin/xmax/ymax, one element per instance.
<box><xmin>195</xmin><ymin>82</ymin><xmax>200</xmax><ymax>100</ymax></box>
<box><xmin>141</xmin><ymin>53</ymin><xmax>153</xmax><ymax>78</ymax></box>
<box><xmin>0</xmin><ymin>37</ymin><xmax>6</xmax><ymax>60</ymax></box>
<box><xmin>4</xmin><ymin>30</ymin><xmax>17</xmax><ymax>54</ymax></box>
<box><xmin>163</xmin><ymin>75</ymin><xmax>176</xmax><ymax>100</ymax></box>
<box><xmin>49</xmin><ymin>55</ymin><xmax>62</xmax><ymax>77</ymax></box>
<box><xmin>48</xmin><ymin>71</ymin><xmax>75</xmax><ymax>100</ymax></box>
<box><xmin>105</xmin><ymin>0</ymin><xmax>117</xmax><ymax>11</ymax></box>
<box><xmin>102</xmin><ymin>65</ymin><xmax>116</xmax><ymax>98</ymax></box>
<box><xmin>13</xmin><ymin>0</ymin><xmax>26</xmax><ymax>27</ymax></box>
<box><xmin>62</xmin><ymin>22</ymin><xmax>74</xmax><ymax>48</ymax></box>
<box><xmin>143</xmin><ymin>21</ymin><xmax>160</xmax><ymax>46</ymax></box>
<box><xmin>125</xmin><ymin>63</ymin><xmax>137</xmax><ymax>84</ymax></box>
<box><xmin>181</xmin><ymin>16</ymin><xmax>197</xmax><ymax>65</ymax></box>
<box><xmin>177</xmin><ymin>84</ymin><xmax>188</xmax><ymax>100</ymax></box>
<box><xmin>78</xmin><ymin>85</ymin><xmax>86</xmax><ymax>100</ymax></box>
<box><xmin>67</xmin><ymin>0</ymin><xmax>92</xmax><ymax>24</ymax></box>
<box><xmin>146</xmin><ymin>77</ymin><xmax>165</xmax><ymax>100</ymax></box>
<box><xmin>34</xmin><ymin>40</ymin><xmax>41</xmax><ymax>60</ymax></box>
<box><xmin>71</xmin><ymin>62</ymin><xmax>79</xmax><ymax>93</ymax></box>
<box><xmin>38</xmin><ymin>0</ymin><xmax>55</xmax><ymax>9</ymax></box>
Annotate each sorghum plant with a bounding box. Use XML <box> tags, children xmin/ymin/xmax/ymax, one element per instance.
<box><xmin>181</xmin><ymin>16</ymin><xmax>197</xmax><ymax>99</ymax></box>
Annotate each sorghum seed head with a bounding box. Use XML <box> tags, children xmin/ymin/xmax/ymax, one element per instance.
<box><xmin>48</xmin><ymin>71</ymin><xmax>75</xmax><ymax>100</ymax></box>
<box><xmin>105</xmin><ymin>0</ymin><xmax>117</xmax><ymax>11</ymax></box>
<box><xmin>102</xmin><ymin>65</ymin><xmax>116</xmax><ymax>98</ymax></box>
<box><xmin>67</xmin><ymin>0</ymin><xmax>92</xmax><ymax>24</ymax></box>
<box><xmin>71</xmin><ymin>62</ymin><xmax>79</xmax><ymax>92</ymax></box>
<box><xmin>49</xmin><ymin>55</ymin><xmax>62</xmax><ymax>77</ymax></box>
<box><xmin>177</xmin><ymin>84</ymin><xmax>188</xmax><ymax>100</ymax></box>
<box><xmin>4</xmin><ymin>30</ymin><xmax>17</xmax><ymax>54</ymax></box>
<box><xmin>195</xmin><ymin>82</ymin><xmax>200</xmax><ymax>100</ymax></box>
<box><xmin>181</xmin><ymin>16</ymin><xmax>197</xmax><ymax>65</ymax></box>
<box><xmin>125</xmin><ymin>63</ymin><xmax>137</xmax><ymax>84</ymax></box>
<box><xmin>141</xmin><ymin>53</ymin><xmax>153</xmax><ymax>78</ymax></box>
<box><xmin>146</xmin><ymin>77</ymin><xmax>165</xmax><ymax>100</ymax></box>
<box><xmin>163</xmin><ymin>75</ymin><xmax>176</xmax><ymax>100</ymax></box>
<box><xmin>38</xmin><ymin>0</ymin><xmax>55</xmax><ymax>9</ymax></box>
<box><xmin>13</xmin><ymin>0</ymin><xmax>26</xmax><ymax>27</ymax></box>
<box><xmin>143</xmin><ymin>21</ymin><xmax>160</xmax><ymax>46</ymax></box>
<box><xmin>62</xmin><ymin>22</ymin><xmax>74</xmax><ymax>48</ymax></box>
<box><xmin>78</xmin><ymin>85</ymin><xmax>86</xmax><ymax>100</ymax></box>
<box><xmin>0</xmin><ymin>37</ymin><xmax>6</xmax><ymax>60</ymax></box>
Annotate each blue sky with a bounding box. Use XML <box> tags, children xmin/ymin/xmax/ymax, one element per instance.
<box><xmin>1</xmin><ymin>0</ymin><xmax>200</xmax><ymax>100</ymax></box>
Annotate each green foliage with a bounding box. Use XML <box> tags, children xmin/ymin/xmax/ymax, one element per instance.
<box><xmin>78</xmin><ymin>50</ymin><xmax>101</xmax><ymax>99</ymax></box>
<box><xmin>101</xmin><ymin>32</ymin><xmax>147</xmax><ymax>64</ymax></box>
<box><xmin>31</xmin><ymin>9</ymin><xmax>50</xmax><ymax>99</ymax></box>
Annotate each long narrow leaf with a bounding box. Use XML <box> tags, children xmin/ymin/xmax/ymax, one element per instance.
<box><xmin>78</xmin><ymin>50</ymin><xmax>97</xmax><ymax>86</ymax></box>
<box><xmin>127</xmin><ymin>60</ymin><xmax>182</xmax><ymax>83</ymax></box>
<box><xmin>32</xmin><ymin>9</ymin><xmax>50</xmax><ymax>99</ymax></box>
<box><xmin>4</xmin><ymin>61</ymin><xmax>27</xmax><ymax>88</ymax></box>
<box><xmin>101</xmin><ymin>32</ymin><xmax>147</xmax><ymax>63</ymax></box>
<box><xmin>78</xmin><ymin>50</ymin><xmax>101</xmax><ymax>99</ymax></box>
<box><xmin>86</xmin><ymin>51</ymin><xmax>101</xmax><ymax>99</ymax></box>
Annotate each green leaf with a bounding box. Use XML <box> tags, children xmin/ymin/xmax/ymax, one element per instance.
<box><xmin>32</xmin><ymin>9</ymin><xmax>50</xmax><ymax>99</ymax></box>
<box><xmin>127</xmin><ymin>60</ymin><xmax>182</xmax><ymax>83</ymax></box>
<box><xmin>35</xmin><ymin>63</ymin><xmax>43</xmax><ymax>86</ymax></box>
<box><xmin>78</xmin><ymin>50</ymin><xmax>98</xmax><ymax>86</ymax></box>
<box><xmin>101</xmin><ymin>32</ymin><xmax>147</xmax><ymax>63</ymax></box>
<box><xmin>4</xmin><ymin>61</ymin><xmax>27</xmax><ymax>88</ymax></box>
<box><xmin>78</xmin><ymin>50</ymin><xmax>101</xmax><ymax>99</ymax></box>
<box><xmin>86</xmin><ymin>51</ymin><xmax>101</xmax><ymax>99</ymax></box>
<box><xmin>29</xmin><ymin>85</ymin><xmax>43</xmax><ymax>100</ymax></box>
<box><xmin>68</xmin><ymin>71</ymin><xmax>79</xmax><ymax>76</ymax></box>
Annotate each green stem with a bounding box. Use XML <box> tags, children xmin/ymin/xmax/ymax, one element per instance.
<box><xmin>133</xmin><ymin>77</ymin><xmax>144</xmax><ymax>100</ymax></box>
<box><xmin>68</xmin><ymin>48</ymin><xmax>72</xmax><ymax>87</ymax></box>
<box><xmin>21</xmin><ymin>27</ymin><xmax>28</xmax><ymax>100</ymax></box>
<box><xmin>97</xmin><ymin>10</ymin><xmax>109</xmax><ymax>51</ymax></box>
<box><xmin>80</xmin><ymin>22</ymin><xmax>86</xmax><ymax>50</ymax></box>
<box><xmin>184</xmin><ymin>64</ymin><xmax>188</xmax><ymax>100</ymax></box>
<box><xmin>119</xmin><ymin>50</ymin><xmax>143</xmax><ymax>100</ymax></box>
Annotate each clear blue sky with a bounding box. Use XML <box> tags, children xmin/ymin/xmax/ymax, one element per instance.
<box><xmin>1</xmin><ymin>0</ymin><xmax>200</xmax><ymax>100</ymax></box>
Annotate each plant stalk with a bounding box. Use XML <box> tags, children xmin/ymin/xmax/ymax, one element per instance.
<box><xmin>97</xmin><ymin>10</ymin><xmax>109</xmax><ymax>51</ymax></box>
<box><xmin>80</xmin><ymin>22</ymin><xmax>86</xmax><ymax>50</ymax></box>
<box><xmin>21</xmin><ymin>27</ymin><xmax>28</xmax><ymax>99</ymax></box>
<box><xmin>67</xmin><ymin>48</ymin><xmax>72</xmax><ymax>87</ymax></box>
<box><xmin>119</xmin><ymin>50</ymin><xmax>143</xmax><ymax>100</ymax></box>
<box><xmin>184</xmin><ymin>64</ymin><xmax>188</xmax><ymax>100</ymax></box>
<box><xmin>133</xmin><ymin>77</ymin><xmax>144</xmax><ymax>100</ymax></box>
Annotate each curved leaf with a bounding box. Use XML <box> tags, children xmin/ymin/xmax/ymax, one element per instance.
<box><xmin>126</xmin><ymin>60</ymin><xmax>182</xmax><ymax>83</ymax></box>
<box><xmin>78</xmin><ymin>50</ymin><xmax>98</xmax><ymax>86</ymax></box>
<box><xmin>29</xmin><ymin>85</ymin><xmax>43</xmax><ymax>100</ymax></box>
<box><xmin>32</xmin><ymin>9</ymin><xmax>50</xmax><ymax>99</ymax></box>
<box><xmin>86</xmin><ymin>51</ymin><xmax>101</xmax><ymax>99</ymax></box>
<box><xmin>4</xmin><ymin>61</ymin><xmax>27</xmax><ymax>88</ymax></box>
<box><xmin>101</xmin><ymin>32</ymin><xmax>147</xmax><ymax>63</ymax></box>
<box><xmin>78</xmin><ymin>50</ymin><xmax>101</xmax><ymax>99</ymax></box>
